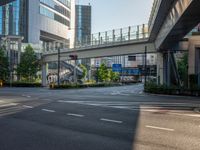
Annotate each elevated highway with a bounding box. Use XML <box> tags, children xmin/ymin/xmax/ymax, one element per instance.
<box><xmin>149</xmin><ymin>0</ymin><xmax>200</xmax><ymax>49</ymax></box>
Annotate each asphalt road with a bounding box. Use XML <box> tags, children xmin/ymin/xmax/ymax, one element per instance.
<box><xmin>0</xmin><ymin>84</ymin><xmax>200</xmax><ymax>150</ymax></box>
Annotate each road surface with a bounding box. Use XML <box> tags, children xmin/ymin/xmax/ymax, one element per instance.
<box><xmin>0</xmin><ymin>84</ymin><xmax>199</xmax><ymax>150</ymax></box>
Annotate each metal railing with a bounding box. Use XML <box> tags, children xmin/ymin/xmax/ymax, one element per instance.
<box><xmin>43</xmin><ymin>24</ymin><xmax>149</xmax><ymax>54</ymax></box>
<box><xmin>74</xmin><ymin>24</ymin><xmax>149</xmax><ymax>49</ymax></box>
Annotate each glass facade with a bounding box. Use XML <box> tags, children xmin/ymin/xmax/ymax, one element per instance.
<box><xmin>75</xmin><ymin>5</ymin><xmax>91</xmax><ymax>45</ymax></box>
<box><xmin>0</xmin><ymin>0</ymin><xmax>28</xmax><ymax>41</ymax></box>
<box><xmin>40</xmin><ymin>0</ymin><xmax>71</xmax><ymax>27</ymax></box>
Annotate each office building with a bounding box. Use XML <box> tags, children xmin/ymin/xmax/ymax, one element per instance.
<box><xmin>0</xmin><ymin>0</ymin><xmax>75</xmax><ymax>52</ymax></box>
<box><xmin>75</xmin><ymin>4</ymin><xmax>91</xmax><ymax>46</ymax></box>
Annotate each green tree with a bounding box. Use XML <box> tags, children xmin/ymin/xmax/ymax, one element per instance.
<box><xmin>177</xmin><ymin>53</ymin><xmax>188</xmax><ymax>87</ymax></box>
<box><xmin>17</xmin><ymin>45</ymin><xmax>40</xmax><ymax>81</ymax></box>
<box><xmin>109</xmin><ymin>70</ymin><xmax>120</xmax><ymax>82</ymax></box>
<box><xmin>0</xmin><ymin>48</ymin><xmax>9</xmax><ymax>81</ymax></box>
<box><xmin>97</xmin><ymin>63</ymin><xmax>109</xmax><ymax>82</ymax></box>
<box><xmin>79</xmin><ymin>64</ymin><xmax>87</xmax><ymax>80</ymax></box>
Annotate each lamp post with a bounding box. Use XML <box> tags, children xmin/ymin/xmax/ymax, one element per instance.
<box><xmin>57</xmin><ymin>47</ymin><xmax>60</xmax><ymax>86</ymax></box>
<box><xmin>144</xmin><ymin>46</ymin><xmax>147</xmax><ymax>86</ymax></box>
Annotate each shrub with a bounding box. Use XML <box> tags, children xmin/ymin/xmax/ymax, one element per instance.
<box><xmin>4</xmin><ymin>82</ymin><xmax>41</xmax><ymax>87</ymax></box>
<box><xmin>144</xmin><ymin>81</ymin><xmax>200</xmax><ymax>96</ymax></box>
<box><xmin>51</xmin><ymin>83</ymin><xmax>122</xmax><ymax>89</ymax></box>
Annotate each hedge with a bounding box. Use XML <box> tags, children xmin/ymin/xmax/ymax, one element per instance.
<box><xmin>144</xmin><ymin>82</ymin><xmax>200</xmax><ymax>96</ymax></box>
<box><xmin>3</xmin><ymin>82</ymin><xmax>41</xmax><ymax>87</ymax></box>
<box><xmin>51</xmin><ymin>83</ymin><xmax>122</xmax><ymax>89</ymax></box>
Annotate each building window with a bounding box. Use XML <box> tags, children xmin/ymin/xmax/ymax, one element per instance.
<box><xmin>40</xmin><ymin>5</ymin><xmax>70</xmax><ymax>26</ymax></box>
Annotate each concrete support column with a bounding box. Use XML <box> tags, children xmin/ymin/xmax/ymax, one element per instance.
<box><xmin>167</xmin><ymin>51</ymin><xmax>171</xmax><ymax>87</ymax></box>
<box><xmin>196</xmin><ymin>48</ymin><xmax>200</xmax><ymax>88</ymax></box>
<box><xmin>7</xmin><ymin>38</ymin><xmax>11</xmax><ymax>64</ymax></box>
<box><xmin>157</xmin><ymin>52</ymin><xmax>164</xmax><ymax>85</ymax></box>
<box><xmin>18</xmin><ymin>39</ymin><xmax>21</xmax><ymax>64</ymax></box>
<box><xmin>42</xmin><ymin>63</ymin><xmax>48</xmax><ymax>87</ymax></box>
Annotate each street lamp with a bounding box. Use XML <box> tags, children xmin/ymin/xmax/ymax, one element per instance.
<box><xmin>57</xmin><ymin>47</ymin><xmax>61</xmax><ymax>86</ymax></box>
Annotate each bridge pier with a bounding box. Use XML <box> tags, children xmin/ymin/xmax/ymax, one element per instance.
<box><xmin>42</xmin><ymin>63</ymin><xmax>48</xmax><ymax>87</ymax></box>
<box><xmin>188</xmin><ymin>35</ymin><xmax>200</xmax><ymax>88</ymax></box>
<box><xmin>157</xmin><ymin>52</ymin><xmax>164</xmax><ymax>85</ymax></box>
<box><xmin>157</xmin><ymin>51</ymin><xmax>180</xmax><ymax>87</ymax></box>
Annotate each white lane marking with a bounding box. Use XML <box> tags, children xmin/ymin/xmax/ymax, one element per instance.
<box><xmin>27</xmin><ymin>96</ymin><xmax>31</xmax><ymax>98</ymax></box>
<box><xmin>23</xmin><ymin>105</ymin><xmax>33</xmax><ymax>109</ymax></box>
<box><xmin>67</xmin><ymin>113</ymin><xmax>84</xmax><ymax>117</ymax></box>
<box><xmin>169</xmin><ymin>112</ymin><xmax>200</xmax><ymax>118</ymax></box>
<box><xmin>42</xmin><ymin>109</ymin><xmax>55</xmax><ymax>113</ymax></box>
<box><xmin>146</xmin><ymin>125</ymin><xmax>174</xmax><ymax>132</ymax></box>
<box><xmin>0</xmin><ymin>103</ymin><xmax>18</xmax><ymax>107</ymax></box>
<box><xmin>0</xmin><ymin>100</ymin><xmax>4</xmax><ymax>103</ymax></box>
<box><xmin>100</xmin><ymin>118</ymin><xmax>123</xmax><ymax>124</ymax></box>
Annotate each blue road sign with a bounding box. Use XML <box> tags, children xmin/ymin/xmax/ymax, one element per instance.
<box><xmin>112</xmin><ymin>64</ymin><xmax>122</xmax><ymax>72</ymax></box>
<box><xmin>122</xmin><ymin>68</ymin><xmax>141</xmax><ymax>75</ymax></box>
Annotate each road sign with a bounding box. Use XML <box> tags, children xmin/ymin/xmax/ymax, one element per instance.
<box><xmin>112</xmin><ymin>64</ymin><xmax>122</xmax><ymax>72</ymax></box>
<box><xmin>95</xmin><ymin>59</ymin><xmax>100</xmax><ymax>67</ymax></box>
<box><xmin>122</xmin><ymin>68</ymin><xmax>141</xmax><ymax>75</ymax></box>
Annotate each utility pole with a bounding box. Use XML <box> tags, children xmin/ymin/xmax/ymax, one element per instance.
<box><xmin>144</xmin><ymin>46</ymin><xmax>147</xmax><ymax>86</ymax></box>
<box><xmin>57</xmin><ymin>47</ymin><xmax>60</xmax><ymax>86</ymax></box>
<box><xmin>74</xmin><ymin>59</ymin><xmax>77</xmax><ymax>84</ymax></box>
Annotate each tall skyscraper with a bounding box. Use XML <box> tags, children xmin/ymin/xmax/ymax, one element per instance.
<box><xmin>75</xmin><ymin>4</ymin><xmax>91</xmax><ymax>46</ymax></box>
<box><xmin>0</xmin><ymin>0</ymin><xmax>75</xmax><ymax>52</ymax></box>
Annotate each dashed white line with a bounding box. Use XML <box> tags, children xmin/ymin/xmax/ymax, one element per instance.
<box><xmin>42</xmin><ymin>109</ymin><xmax>55</xmax><ymax>113</ymax></box>
<box><xmin>0</xmin><ymin>100</ymin><xmax>4</xmax><ymax>103</ymax></box>
<box><xmin>26</xmin><ymin>96</ymin><xmax>31</xmax><ymax>98</ymax></box>
<box><xmin>146</xmin><ymin>125</ymin><xmax>174</xmax><ymax>132</ymax></box>
<box><xmin>23</xmin><ymin>105</ymin><xmax>33</xmax><ymax>109</ymax></box>
<box><xmin>67</xmin><ymin>113</ymin><xmax>84</xmax><ymax>117</ymax></box>
<box><xmin>169</xmin><ymin>112</ymin><xmax>200</xmax><ymax>118</ymax></box>
<box><xmin>100</xmin><ymin>118</ymin><xmax>123</xmax><ymax>124</ymax></box>
<box><xmin>0</xmin><ymin>103</ymin><xmax>18</xmax><ymax>107</ymax></box>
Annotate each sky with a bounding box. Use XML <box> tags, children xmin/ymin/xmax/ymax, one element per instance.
<box><xmin>76</xmin><ymin>0</ymin><xmax>154</xmax><ymax>33</ymax></box>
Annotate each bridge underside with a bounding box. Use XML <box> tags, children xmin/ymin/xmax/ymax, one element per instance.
<box><xmin>43</xmin><ymin>42</ymin><xmax>156</xmax><ymax>62</ymax></box>
<box><xmin>156</xmin><ymin>0</ymin><xmax>200</xmax><ymax>50</ymax></box>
